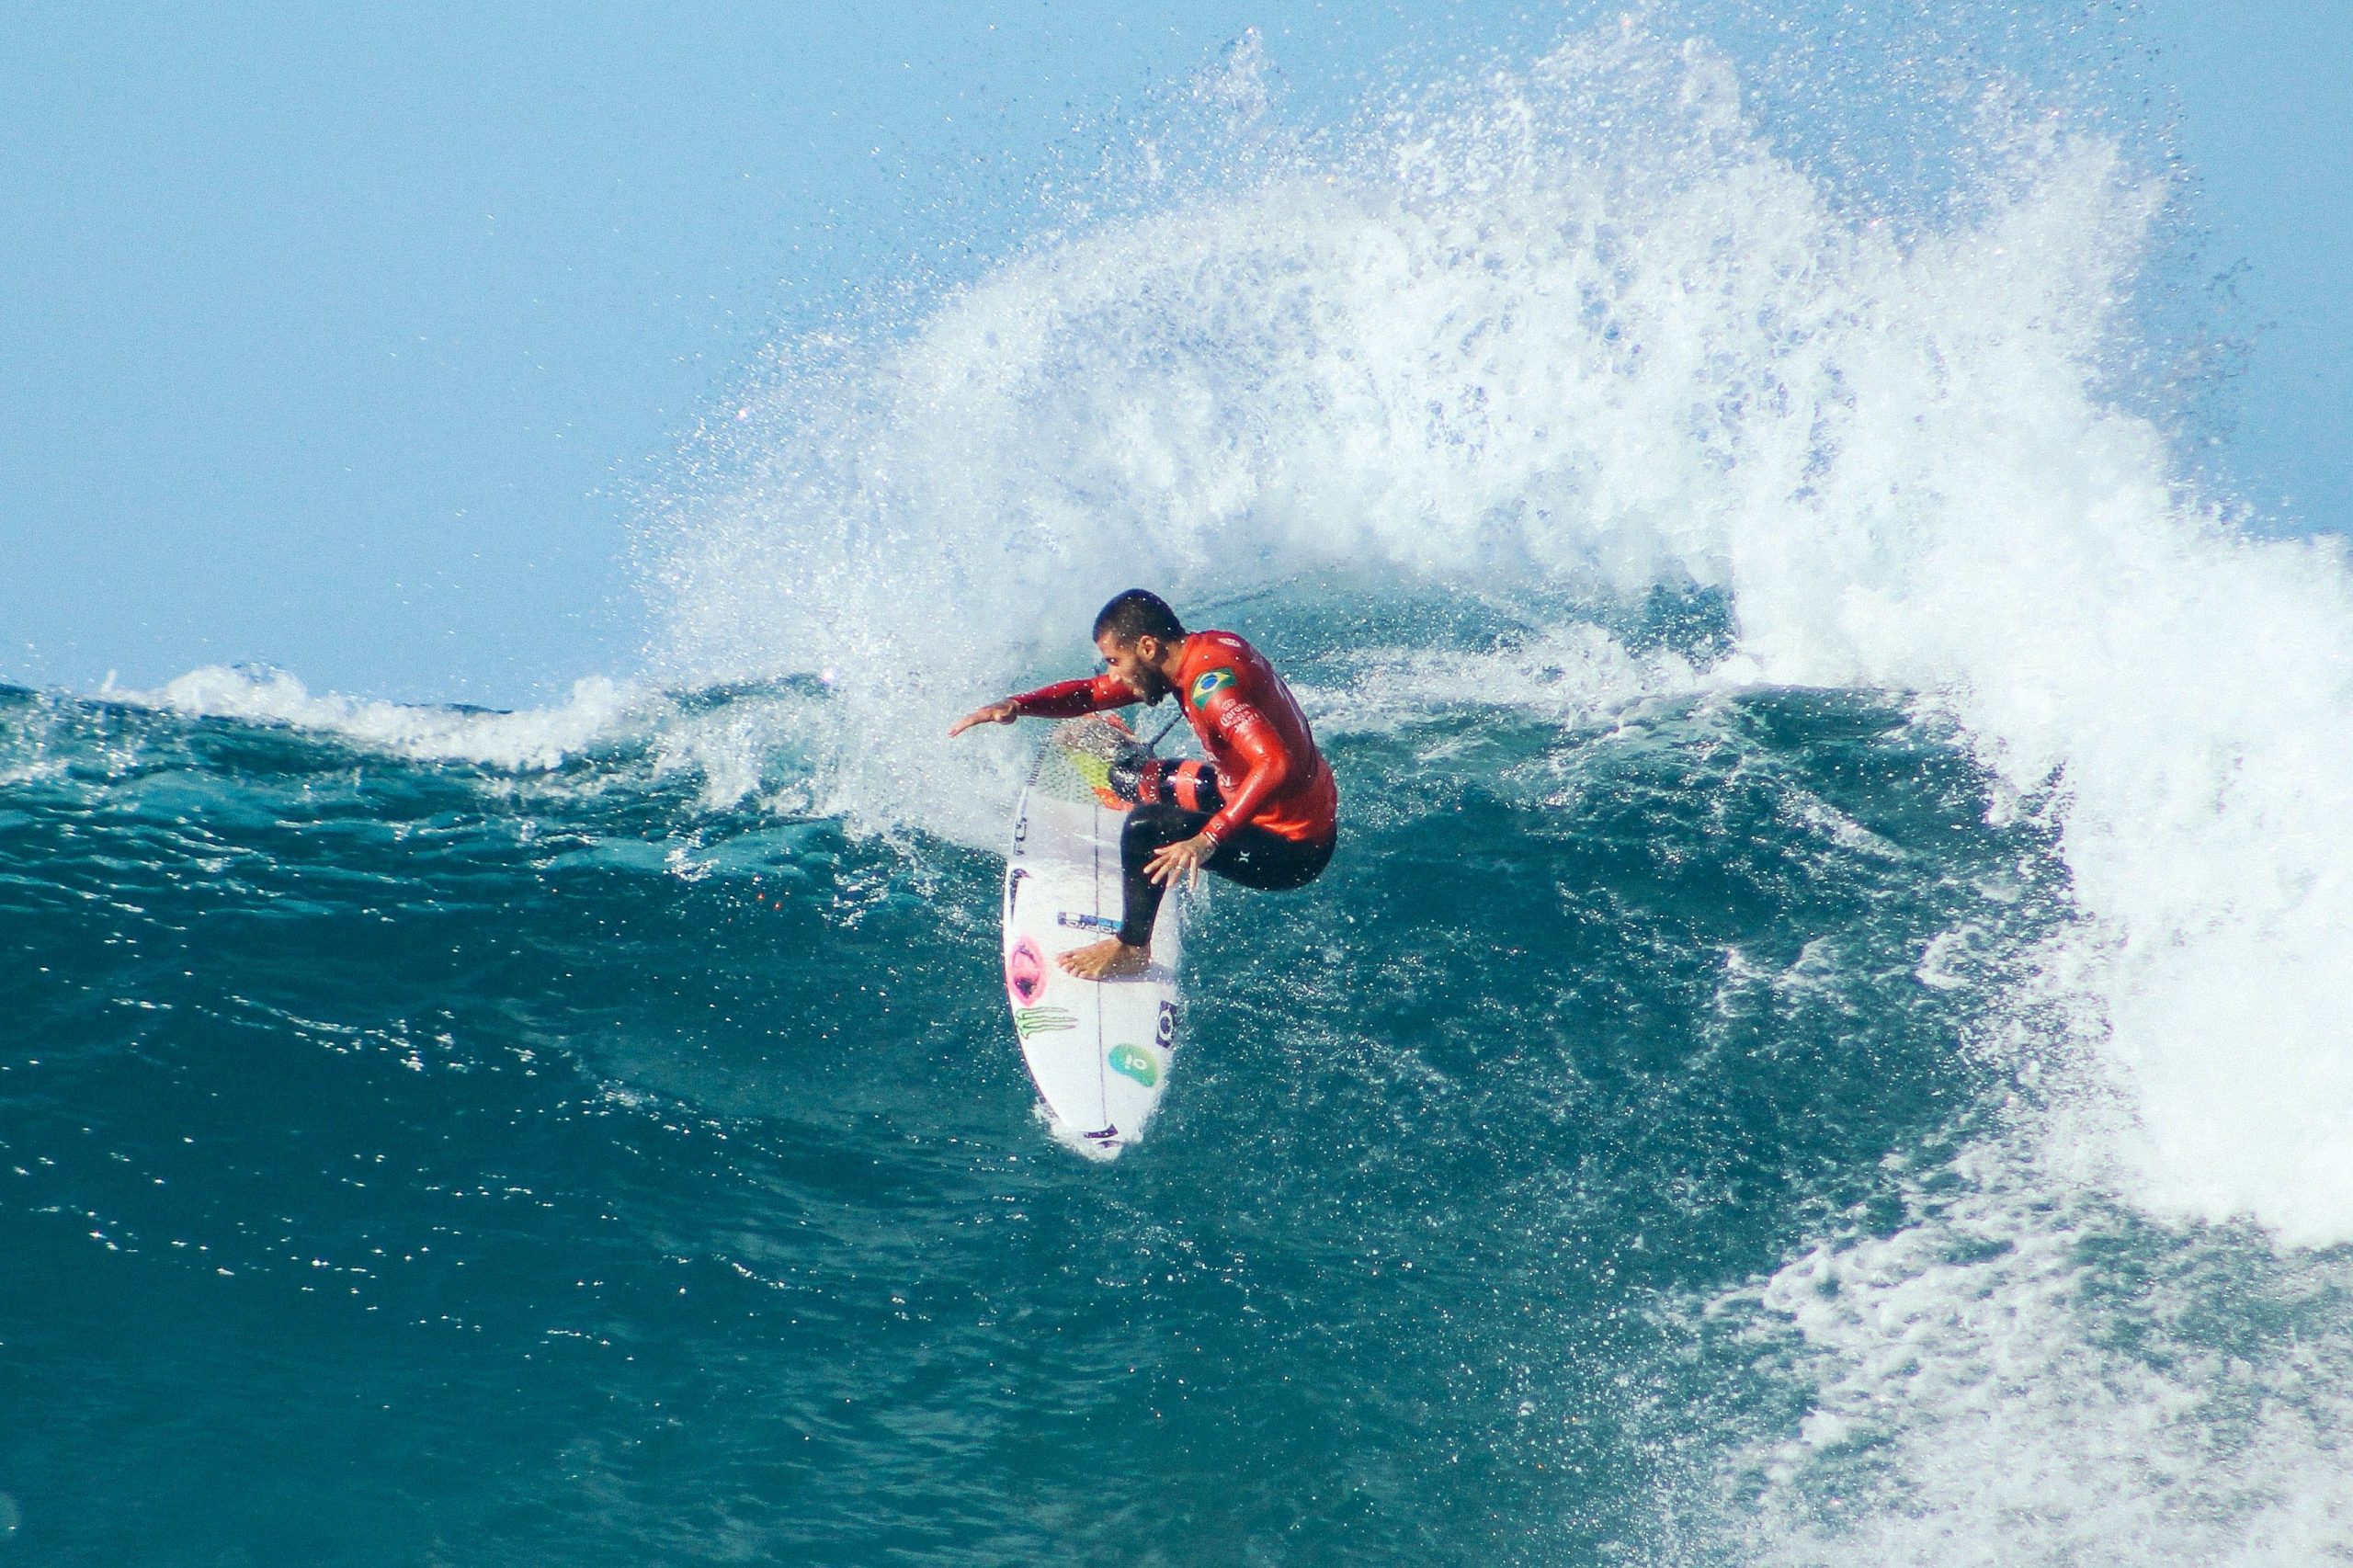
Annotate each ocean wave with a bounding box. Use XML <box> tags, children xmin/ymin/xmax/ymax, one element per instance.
<box><xmin>642</xmin><ymin>24</ymin><xmax>2353</xmax><ymax>1250</ymax></box>
<box><xmin>14</xmin><ymin>12</ymin><xmax>2353</xmax><ymax>1562</ymax></box>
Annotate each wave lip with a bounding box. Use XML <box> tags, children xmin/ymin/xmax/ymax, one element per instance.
<box><xmin>130</xmin><ymin>665</ymin><xmax>653</xmax><ymax>774</ymax></box>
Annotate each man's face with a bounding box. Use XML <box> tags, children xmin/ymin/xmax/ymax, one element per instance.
<box><xmin>1097</xmin><ymin>631</ymin><xmax>1171</xmax><ymax>703</ymax></box>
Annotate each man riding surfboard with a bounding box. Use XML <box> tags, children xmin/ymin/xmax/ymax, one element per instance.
<box><xmin>949</xmin><ymin>590</ymin><xmax>1340</xmax><ymax>979</ymax></box>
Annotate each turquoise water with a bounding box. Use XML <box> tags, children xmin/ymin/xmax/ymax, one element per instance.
<box><xmin>0</xmin><ymin>643</ymin><xmax>2060</xmax><ymax>1563</ymax></box>
<box><xmin>17</xmin><ymin>12</ymin><xmax>2353</xmax><ymax>1564</ymax></box>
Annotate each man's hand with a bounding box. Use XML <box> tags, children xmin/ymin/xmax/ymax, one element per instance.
<box><xmin>1145</xmin><ymin>834</ymin><xmax>1216</xmax><ymax>889</ymax></box>
<box><xmin>947</xmin><ymin>699</ymin><xmax>1020</xmax><ymax>738</ymax></box>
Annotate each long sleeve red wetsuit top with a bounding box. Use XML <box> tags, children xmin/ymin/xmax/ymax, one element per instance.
<box><xmin>1006</xmin><ymin>630</ymin><xmax>1339</xmax><ymax>847</ymax></box>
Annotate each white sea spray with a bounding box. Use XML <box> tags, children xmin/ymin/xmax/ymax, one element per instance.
<box><xmin>642</xmin><ymin>23</ymin><xmax>2353</xmax><ymax>1558</ymax></box>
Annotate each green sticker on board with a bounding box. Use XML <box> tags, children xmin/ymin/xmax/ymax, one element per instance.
<box><xmin>1015</xmin><ymin>1006</ymin><xmax>1077</xmax><ymax>1040</ymax></box>
<box><xmin>1108</xmin><ymin>1043</ymin><xmax>1159</xmax><ymax>1086</ymax></box>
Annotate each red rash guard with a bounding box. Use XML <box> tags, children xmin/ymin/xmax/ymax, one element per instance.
<box><xmin>1008</xmin><ymin>630</ymin><xmax>1339</xmax><ymax>846</ymax></box>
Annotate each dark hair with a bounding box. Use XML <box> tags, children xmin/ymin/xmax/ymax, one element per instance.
<box><xmin>1092</xmin><ymin>589</ymin><xmax>1186</xmax><ymax>646</ymax></box>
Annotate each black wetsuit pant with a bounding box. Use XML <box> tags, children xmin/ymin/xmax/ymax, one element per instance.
<box><xmin>1117</xmin><ymin>796</ymin><xmax>1335</xmax><ymax>947</ymax></box>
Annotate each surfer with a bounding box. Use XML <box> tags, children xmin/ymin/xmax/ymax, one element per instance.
<box><xmin>949</xmin><ymin>589</ymin><xmax>1340</xmax><ymax>978</ymax></box>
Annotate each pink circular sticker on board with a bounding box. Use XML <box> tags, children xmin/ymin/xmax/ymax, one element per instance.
<box><xmin>1006</xmin><ymin>937</ymin><xmax>1046</xmax><ymax>1006</ymax></box>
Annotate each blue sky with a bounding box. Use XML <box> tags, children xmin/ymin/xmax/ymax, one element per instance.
<box><xmin>2141</xmin><ymin>0</ymin><xmax>2353</xmax><ymax>530</ymax></box>
<box><xmin>4</xmin><ymin>3</ymin><xmax>2345</xmax><ymax>706</ymax></box>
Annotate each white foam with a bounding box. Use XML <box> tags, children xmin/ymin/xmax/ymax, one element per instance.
<box><xmin>138</xmin><ymin>665</ymin><xmax>652</xmax><ymax>773</ymax></box>
<box><xmin>1711</xmin><ymin>1134</ymin><xmax>2353</xmax><ymax>1564</ymax></box>
<box><xmin>1296</xmin><ymin>623</ymin><xmax>1708</xmax><ymax>739</ymax></box>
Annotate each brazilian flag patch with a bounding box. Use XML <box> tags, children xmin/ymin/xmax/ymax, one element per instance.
<box><xmin>1189</xmin><ymin>667</ymin><xmax>1238</xmax><ymax>705</ymax></box>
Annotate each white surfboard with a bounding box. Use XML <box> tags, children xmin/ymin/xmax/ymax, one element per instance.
<box><xmin>1001</xmin><ymin>716</ymin><xmax>1185</xmax><ymax>1160</ymax></box>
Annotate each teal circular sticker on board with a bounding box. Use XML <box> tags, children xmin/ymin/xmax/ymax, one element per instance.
<box><xmin>1108</xmin><ymin>1043</ymin><xmax>1159</xmax><ymax>1086</ymax></box>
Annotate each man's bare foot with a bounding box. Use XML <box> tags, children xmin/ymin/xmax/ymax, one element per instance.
<box><xmin>1057</xmin><ymin>937</ymin><xmax>1152</xmax><ymax>979</ymax></box>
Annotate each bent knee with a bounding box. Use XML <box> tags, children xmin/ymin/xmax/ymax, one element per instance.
<box><xmin>1120</xmin><ymin>804</ymin><xmax>1197</xmax><ymax>869</ymax></box>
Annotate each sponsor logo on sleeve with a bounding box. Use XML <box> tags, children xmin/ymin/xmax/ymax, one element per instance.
<box><xmin>1188</xmin><ymin>667</ymin><xmax>1238</xmax><ymax>706</ymax></box>
<box><xmin>1108</xmin><ymin>1043</ymin><xmax>1160</xmax><ymax>1086</ymax></box>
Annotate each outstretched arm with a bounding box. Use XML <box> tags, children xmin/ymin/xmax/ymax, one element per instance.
<box><xmin>946</xmin><ymin>699</ymin><xmax>1021</xmax><ymax>737</ymax></box>
<box><xmin>946</xmin><ymin>673</ymin><xmax>1141</xmax><ymax>737</ymax></box>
